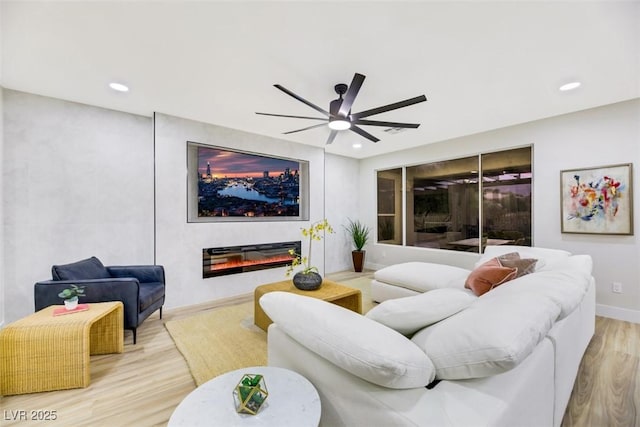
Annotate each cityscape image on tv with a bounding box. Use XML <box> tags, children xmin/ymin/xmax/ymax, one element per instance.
<box><xmin>197</xmin><ymin>146</ymin><xmax>301</xmax><ymax>217</ymax></box>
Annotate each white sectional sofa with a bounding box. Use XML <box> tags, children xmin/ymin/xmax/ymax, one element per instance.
<box><xmin>260</xmin><ymin>246</ymin><xmax>595</xmax><ymax>427</ymax></box>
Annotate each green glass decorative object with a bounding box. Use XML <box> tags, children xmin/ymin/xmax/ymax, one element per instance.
<box><xmin>233</xmin><ymin>374</ymin><xmax>268</xmax><ymax>415</ymax></box>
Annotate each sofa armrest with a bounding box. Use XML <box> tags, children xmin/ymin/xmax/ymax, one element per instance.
<box><xmin>107</xmin><ymin>265</ymin><xmax>165</xmax><ymax>285</ymax></box>
<box><xmin>34</xmin><ymin>278</ymin><xmax>140</xmax><ymax>327</ymax></box>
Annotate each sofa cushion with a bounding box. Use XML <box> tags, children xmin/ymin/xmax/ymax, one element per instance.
<box><xmin>373</xmin><ymin>262</ymin><xmax>471</xmax><ymax>293</ymax></box>
<box><xmin>259</xmin><ymin>291</ymin><xmax>435</xmax><ymax>389</ymax></box>
<box><xmin>139</xmin><ymin>282</ymin><xmax>165</xmax><ymax>311</ymax></box>
<box><xmin>365</xmin><ymin>288</ymin><xmax>476</xmax><ymax>336</ymax></box>
<box><xmin>52</xmin><ymin>256</ymin><xmax>111</xmax><ymax>280</ymax></box>
<box><xmin>411</xmin><ymin>291</ymin><xmax>561</xmax><ymax>380</ymax></box>
<box><xmin>556</xmin><ymin>254</ymin><xmax>593</xmax><ymax>274</ymax></box>
<box><xmin>476</xmin><ymin>246</ymin><xmax>571</xmax><ymax>271</ymax></box>
<box><xmin>482</xmin><ymin>261</ymin><xmax>592</xmax><ymax>319</ymax></box>
<box><xmin>465</xmin><ymin>257</ymin><xmax>518</xmax><ymax>296</ymax></box>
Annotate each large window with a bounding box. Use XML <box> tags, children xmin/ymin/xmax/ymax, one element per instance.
<box><xmin>377</xmin><ymin>146</ymin><xmax>532</xmax><ymax>253</ymax></box>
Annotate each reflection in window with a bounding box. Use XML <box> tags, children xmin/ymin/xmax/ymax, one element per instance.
<box><xmin>377</xmin><ymin>169</ymin><xmax>403</xmax><ymax>245</ymax></box>
<box><xmin>407</xmin><ymin>156</ymin><xmax>480</xmax><ymax>252</ymax></box>
<box><xmin>378</xmin><ymin>146</ymin><xmax>532</xmax><ymax>253</ymax></box>
<box><xmin>482</xmin><ymin>147</ymin><xmax>532</xmax><ymax>248</ymax></box>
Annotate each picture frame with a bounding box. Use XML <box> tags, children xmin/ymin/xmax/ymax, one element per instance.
<box><xmin>560</xmin><ymin>163</ymin><xmax>633</xmax><ymax>235</ymax></box>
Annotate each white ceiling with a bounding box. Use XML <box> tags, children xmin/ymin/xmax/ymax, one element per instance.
<box><xmin>2</xmin><ymin>1</ymin><xmax>639</xmax><ymax>159</ymax></box>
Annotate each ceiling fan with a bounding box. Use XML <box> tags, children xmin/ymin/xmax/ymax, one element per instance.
<box><xmin>256</xmin><ymin>73</ymin><xmax>427</xmax><ymax>145</ymax></box>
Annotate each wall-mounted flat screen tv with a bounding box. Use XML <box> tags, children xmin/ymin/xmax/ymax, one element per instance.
<box><xmin>187</xmin><ymin>142</ymin><xmax>309</xmax><ymax>222</ymax></box>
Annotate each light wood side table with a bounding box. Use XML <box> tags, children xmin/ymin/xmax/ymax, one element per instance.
<box><xmin>254</xmin><ymin>279</ymin><xmax>362</xmax><ymax>332</ymax></box>
<box><xmin>0</xmin><ymin>301</ymin><xmax>124</xmax><ymax>395</ymax></box>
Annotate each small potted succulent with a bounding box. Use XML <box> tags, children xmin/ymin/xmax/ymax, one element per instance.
<box><xmin>58</xmin><ymin>284</ymin><xmax>86</xmax><ymax>311</ymax></box>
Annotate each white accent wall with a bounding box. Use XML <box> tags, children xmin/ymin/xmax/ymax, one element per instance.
<box><xmin>153</xmin><ymin>113</ymin><xmax>326</xmax><ymax>309</ymax></box>
<box><xmin>324</xmin><ymin>153</ymin><xmax>361</xmax><ymax>273</ymax></box>
<box><xmin>359</xmin><ymin>99</ymin><xmax>640</xmax><ymax>321</ymax></box>
<box><xmin>2</xmin><ymin>90</ymin><xmax>154</xmax><ymax>323</ymax></box>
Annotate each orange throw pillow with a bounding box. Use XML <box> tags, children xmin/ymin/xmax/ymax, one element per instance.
<box><xmin>465</xmin><ymin>258</ymin><xmax>518</xmax><ymax>296</ymax></box>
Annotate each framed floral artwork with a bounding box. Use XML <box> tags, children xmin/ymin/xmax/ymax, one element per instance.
<box><xmin>560</xmin><ymin>163</ymin><xmax>633</xmax><ymax>235</ymax></box>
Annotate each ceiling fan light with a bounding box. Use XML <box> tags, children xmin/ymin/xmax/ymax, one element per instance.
<box><xmin>328</xmin><ymin>119</ymin><xmax>351</xmax><ymax>130</ymax></box>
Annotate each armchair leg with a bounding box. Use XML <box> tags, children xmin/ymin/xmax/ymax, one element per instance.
<box><xmin>159</xmin><ymin>306</ymin><xmax>163</xmax><ymax>319</ymax></box>
<box><xmin>132</xmin><ymin>328</ymin><xmax>137</xmax><ymax>345</ymax></box>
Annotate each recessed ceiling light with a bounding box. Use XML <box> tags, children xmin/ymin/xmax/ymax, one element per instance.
<box><xmin>352</xmin><ymin>143</ymin><xmax>362</xmax><ymax>149</ymax></box>
<box><xmin>559</xmin><ymin>81</ymin><xmax>581</xmax><ymax>92</ymax></box>
<box><xmin>109</xmin><ymin>82</ymin><xmax>129</xmax><ymax>92</ymax></box>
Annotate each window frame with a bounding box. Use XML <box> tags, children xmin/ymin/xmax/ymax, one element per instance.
<box><xmin>375</xmin><ymin>145</ymin><xmax>533</xmax><ymax>253</ymax></box>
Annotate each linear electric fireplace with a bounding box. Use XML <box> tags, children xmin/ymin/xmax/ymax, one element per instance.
<box><xmin>202</xmin><ymin>241</ymin><xmax>301</xmax><ymax>278</ymax></box>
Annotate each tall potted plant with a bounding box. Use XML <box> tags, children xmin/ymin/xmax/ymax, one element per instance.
<box><xmin>345</xmin><ymin>218</ymin><xmax>371</xmax><ymax>272</ymax></box>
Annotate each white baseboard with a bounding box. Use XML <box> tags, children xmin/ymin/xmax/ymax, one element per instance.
<box><xmin>596</xmin><ymin>304</ymin><xmax>640</xmax><ymax>324</ymax></box>
<box><xmin>365</xmin><ymin>262</ymin><xmax>386</xmax><ymax>271</ymax></box>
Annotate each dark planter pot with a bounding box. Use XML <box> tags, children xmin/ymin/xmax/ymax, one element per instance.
<box><xmin>352</xmin><ymin>250</ymin><xmax>366</xmax><ymax>272</ymax></box>
<box><xmin>292</xmin><ymin>271</ymin><xmax>323</xmax><ymax>290</ymax></box>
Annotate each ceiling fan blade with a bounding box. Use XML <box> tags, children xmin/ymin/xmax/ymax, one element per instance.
<box><xmin>326</xmin><ymin>130</ymin><xmax>338</xmax><ymax>145</ymax></box>
<box><xmin>274</xmin><ymin>84</ymin><xmax>330</xmax><ymax>117</ymax></box>
<box><xmin>283</xmin><ymin>123</ymin><xmax>328</xmax><ymax>135</ymax></box>
<box><xmin>351</xmin><ymin>95</ymin><xmax>427</xmax><ymax>120</ymax></box>
<box><xmin>338</xmin><ymin>73</ymin><xmax>365</xmax><ymax>117</ymax></box>
<box><xmin>256</xmin><ymin>112</ymin><xmax>328</xmax><ymax>121</ymax></box>
<box><xmin>352</xmin><ymin>119</ymin><xmax>420</xmax><ymax>128</ymax></box>
<box><xmin>349</xmin><ymin>125</ymin><xmax>380</xmax><ymax>143</ymax></box>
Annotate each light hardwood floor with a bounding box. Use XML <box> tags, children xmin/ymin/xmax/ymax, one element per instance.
<box><xmin>561</xmin><ymin>316</ymin><xmax>640</xmax><ymax>427</ymax></box>
<box><xmin>1</xmin><ymin>271</ymin><xmax>638</xmax><ymax>426</ymax></box>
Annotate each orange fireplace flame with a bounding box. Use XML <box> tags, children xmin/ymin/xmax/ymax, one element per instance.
<box><xmin>211</xmin><ymin>254</ymin><xmax>295</xmax><ymax>271</ymax></box>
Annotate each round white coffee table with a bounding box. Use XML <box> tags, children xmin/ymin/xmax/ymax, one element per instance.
<box><xmin>168</xmin><ymin>366</ymin><xmax>321</xmax><ymax>426</ymax></box>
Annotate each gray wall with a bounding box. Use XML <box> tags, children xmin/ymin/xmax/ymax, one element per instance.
<box><xmin>360</xmin><ymin>98</ymin><xmax>640</xmax><ymax>322</ymax></box>
<box><xmin>0</xmin><ymin>3</ymin><xmax>4</xmax><ymax>326</ymax></box>
<box><xmin>0</xmin><ymin>86</ymin><xmax>4</xmax><ymax>327</ymax></box>
<box><xmin>1</xmin><ymin>92</ymin><xmax>352</xmax><ymax>323</ymax></box>
<box><xmin>3</xmin><ymin>90</ymin><xmax>154</xmax><ymax>322</ymax></box>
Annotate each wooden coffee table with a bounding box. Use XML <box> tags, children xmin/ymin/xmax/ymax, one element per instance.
<box><xmin>254</xmin><ymin>279</ymin><xmax>362</xmax><ymax>331</ymax></box>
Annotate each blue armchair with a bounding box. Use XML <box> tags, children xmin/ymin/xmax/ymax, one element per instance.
<box><xmin>34</xmin><ymin>256</ymin><xmax>165</xmax><ymax>344</ymax></box>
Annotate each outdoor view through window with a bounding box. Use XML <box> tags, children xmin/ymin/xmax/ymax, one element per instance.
<box><xmin>377</xmin><ymin>146</ymin><xmax>532</xmax><ymax>253</ymax></box>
